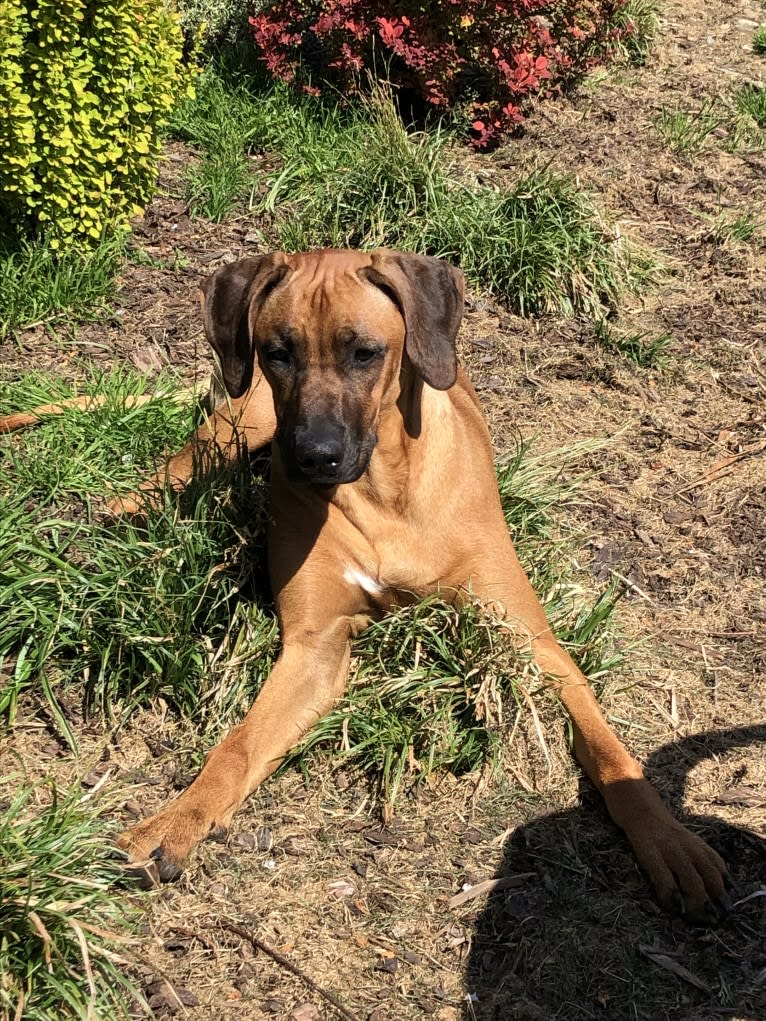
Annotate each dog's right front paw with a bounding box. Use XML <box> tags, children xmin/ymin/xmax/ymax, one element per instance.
<box><xmin>115</xmin><ymin>812</ymin><xmax>196</xmax><ymax>888</ymax></box>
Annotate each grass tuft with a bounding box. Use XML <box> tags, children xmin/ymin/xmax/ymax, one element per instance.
<box><xmin>734</xmin><ymin>82</ymin><xmax>766</xmax><ymax>129</ymax></box>
<box><xmin>711</xmin><ymin>211</ymin><xmax>760</xmax><ymax>245</ymax></box>
<box><xmin>754</xmin><ymin>25</ymin><xmax>766</xmax><ymax>54</ymax></box>
<box><xmin>655</xmin><ymin>99</ymin><xmax>722</xmax><ymax>155</ymax></box>
<box><xmin>611</xmin><ymin>0</ymin><xmax>660</xmax><ymax>65</ymax></box>
<box><xmin>594</xmin><ymin>318</ymin><xmax>672</xmax><ymax>369</ymax></box>
<box><xmin>0</xmin><ymin>235</ymin><xmax>124</xmax><ymax>341</ymax></box>
<box><xmin>169</xmin><ymin>69</ymin><xmax>656</xmax><ymax>316</ymax></box>
<box><xmin>0</xmin><ymin>780</ymin><xmax>141</xmax><ymax>1021</ymax></box>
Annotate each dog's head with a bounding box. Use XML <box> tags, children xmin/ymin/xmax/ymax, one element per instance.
<box><xmin>200</xmin><ymin>249</ymin><xmax>464</xmax><ymax>486</ymax></box>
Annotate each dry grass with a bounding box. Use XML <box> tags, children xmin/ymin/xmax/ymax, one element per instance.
<box><xmin>1</xmin><ymin>0</ymin><xmax>765</xmax><ymax>1018</ymax></box>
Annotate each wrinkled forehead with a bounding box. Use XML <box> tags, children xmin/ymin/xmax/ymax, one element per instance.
<box><xmin>253</xmin><ymin>251</ymin><xmax>404</xmax><ymax>341</ymax></box>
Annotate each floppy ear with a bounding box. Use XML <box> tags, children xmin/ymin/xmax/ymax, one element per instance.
<box><xmin>360</xmin><ymin>250</ymin><xmax>464</xmax><ymax>390</ymax></box>
<box><xmin>200</xmin><ymin>255</ymin><xmax>289</xmax><ymax>398</ymax></box>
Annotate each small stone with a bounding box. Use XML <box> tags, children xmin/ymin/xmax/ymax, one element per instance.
<box><xmin>231</xmin><ymin>831</ymin><xmax>256</xmax><ymax>851</ymax></box>
<box><xmin>327</xmin><ymin>879</ymin><xmax>356</xmax><ymax>900</ymax></box>
<box><xmin>291</xmin><ymin>1004</ymin><xmax>321</xmax><ymax>1021</ymax></box>
<box><xmin>255</xmin><ymin>826</ymin><xmax>274</xmax><ymax>851</ymax></box>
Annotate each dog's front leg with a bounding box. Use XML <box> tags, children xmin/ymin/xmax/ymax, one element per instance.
<box><xmin>116</xmin><ymin>618</ymin><xmax>350</xmax><ymax>880</ymax></box>
<box><xmin>468</xmin><ymin>543</ymin><xmax>730</xmax><ymax>923</ymax></box>
<box><xmin>107</xmin><ymin>374</ymin><xmax>277</xmax><ymax>516</ymax></box>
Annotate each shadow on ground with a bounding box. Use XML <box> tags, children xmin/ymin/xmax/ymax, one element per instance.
<box><xmin>463</xmin><ymin>725</ymin><xmax>766</xmax><ymax>1021</ymax></box>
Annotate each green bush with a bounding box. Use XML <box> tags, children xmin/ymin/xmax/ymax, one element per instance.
<box><xmin>176</xmin><ymin>0</ymin><xmax>251</xmax><ymax>51</ymax></box>
<box><xmin>0</xmin><ymin>0</ymin><xmax>192</xmax><ymax>249</ymax></box>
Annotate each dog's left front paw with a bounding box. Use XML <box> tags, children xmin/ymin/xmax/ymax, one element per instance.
<box><xmin>607</xmin><ymin>778</ymin><xmax>731</xmax><ymax>925</ymax></box>
<box><xmin>628</xmin><ymin>813</ymin><xmax>731</xmax><ymax>925</ymax></box>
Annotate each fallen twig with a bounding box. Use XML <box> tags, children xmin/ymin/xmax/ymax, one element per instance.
<box><xmin>674</xmin><ymin>442</ymin><xmax>766</xmax><ymax>494</ymax></box>
<box><xmin>220</xmin><ymin>919</ymin><xmax>362</xmax><ymax>1021</ymax></box>
<box><xmin>448</xmin><ymin>873</ymin><xmax>536</xmax><ymax>909</ymax></box>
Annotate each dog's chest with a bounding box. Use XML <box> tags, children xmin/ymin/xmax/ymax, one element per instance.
<box><xmin>342</xmin><ymin>526</ymin><xmax>458</xmax><ymax>605</ymax></box>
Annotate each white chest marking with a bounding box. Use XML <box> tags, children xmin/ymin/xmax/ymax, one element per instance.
<box><xmin>343</xmin><ymin>566</ymin><xmax>384</xmax><ymax>596</ymax></box>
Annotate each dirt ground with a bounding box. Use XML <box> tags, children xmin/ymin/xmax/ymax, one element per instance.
<box><xmin>2</xmin><ymin>1</ymin><xmax>765</xmax><ymax>1019</ymax></box>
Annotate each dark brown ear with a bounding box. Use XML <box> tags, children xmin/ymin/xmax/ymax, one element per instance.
<box><xmin>360</xmin><ymin>250</ymin><xmax>464</xmax><ymax>390</ymax></box>
<box><xmin>200</xmin><ymin>255</ymin><xmax>289</xmax><ymax>398</ymax></box>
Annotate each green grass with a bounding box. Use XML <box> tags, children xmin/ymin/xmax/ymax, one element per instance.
<box><xmin>1</xmin><ymin>370</ymin><xmax>624</xmax><ymax>796</ymax></box>
<box><xmin>0</xmin><ymin>368</ymin><xmax>277</xmax><ymax>741</ymax></box>
<box><xmin>0</xmin><ymin>781</ymin><xmax>141</xmax><ymax>1021</ymax></box>
<box><xmin>169</xmin><ymin>68</ymin><xmax>656</xmax><ymax>316</ymax></box>
<box><xmin>724</xmin><ymin>82</ymin><xmax>766</xmax><ymax>152</ymax></box>
<box><xmin>594</xmin><ymin>319</ymin><xmax>672</xmax><ymax>369</ymax></box>
<box><xmin>0</xmin><ymin>235</ymin><xmax>124</xmax><ymax>341</ymax></box>
<box><xmin>168</xmin><ymin>69</ymin><xmax>265</xmax><ymax>220</ymax></box>
<box><xmin>612</xmin><ymin>0</ymin><xmax>660</xmax><ymax>65</ymax></box>
<box><xmin>754</xmin><ymin>26</ymin><xmax>766</xmax><ymax>54</ymax></box>
<box><xmin>655</xmin><ymin>99</ymin><xmax>722</xmax><ymax>155</ymax></box>
<box><xmin>734</xmin><ymin>82</ymin><xmax>766</xmax><ymax>128</ymax></box>
<box><xmin>711</xmin><ymin>211</ymin><xmax>760</xmax><ymax>244</ymax></box>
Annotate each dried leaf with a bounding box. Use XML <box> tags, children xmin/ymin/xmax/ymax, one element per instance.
<box><xmin>638</xmin><ymin>945</ymin><xmax>710</xmax><ymax>992</ymax></box>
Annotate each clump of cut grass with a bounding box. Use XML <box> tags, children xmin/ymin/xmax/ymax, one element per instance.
<box><xmin>289</xmin><ymin>440</ymin><xmax>625</xmax><ymax>811</ymax></box>
<box><xmin>0</xmin><ymin>234</ymin><xmax>124</xmax><ymax>341</ymax></box>
<box><xmin>0</xmin><ymin>780</ymin><xmax>141</xmax><ymax>1021</ymax></box>
<box><xmin>655</xmin><ymin>99</ymin><xmax>722</xmax><ymax>155</ymax></box>
<box><xmin>594</xmin><ymin>318</ymin><xmax>672</xmax><ymax>369</ymax></box>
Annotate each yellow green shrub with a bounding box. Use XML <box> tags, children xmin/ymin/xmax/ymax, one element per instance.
<box><xmin>0</xmin><ymin>0</ymin><xmax>192</xmax><ymax>249</ymax></box>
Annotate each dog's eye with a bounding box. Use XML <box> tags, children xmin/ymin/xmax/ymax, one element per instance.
<box><xmin>265</xmin><ymin>347</ymin><xmax>291</xmax><ymax>367</ymax></box>
<box><xmin>353</xmin><ymin>348</ymin><xmax>380</xmax><ymax>366</ymax></box>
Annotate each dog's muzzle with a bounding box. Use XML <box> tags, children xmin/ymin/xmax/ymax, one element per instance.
<box><xmin>281</xmin><ymin>420</ymin><xmax>375</xmax><ymax>486</ymax></box>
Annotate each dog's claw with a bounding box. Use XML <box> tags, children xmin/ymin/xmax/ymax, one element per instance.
<box><xmin>670</xmin><ymin>887</ymin><xmax>687</xmax><ymax>917</ymax></box>
<box><xmin>149</xmin><ymin>847</ymin><xmax>183</xmax><ymax>883</ymax></box>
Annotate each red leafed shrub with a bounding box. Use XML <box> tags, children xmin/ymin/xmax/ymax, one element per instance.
<box><xmin>250</xmin><ymin>0</ymin><xmax>632</xmax><ymax>146</ymax></box>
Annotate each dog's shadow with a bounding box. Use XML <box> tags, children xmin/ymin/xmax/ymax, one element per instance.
<box><xmin>463</xmin><ymin>724</ymin><xmax>766</xmax><ymax>1021</ymax></box>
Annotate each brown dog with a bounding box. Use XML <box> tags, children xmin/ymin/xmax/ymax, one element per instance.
<box><xmin>32</xmin><ymin>249</ymin><xmax>733</xmax><ymax>921</ymax></box>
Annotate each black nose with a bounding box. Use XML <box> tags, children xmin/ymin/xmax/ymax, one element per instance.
<box><xmin>294</xmin><ymin>425</ymin><xmax>346</xmax><ymax>476</ymax></box>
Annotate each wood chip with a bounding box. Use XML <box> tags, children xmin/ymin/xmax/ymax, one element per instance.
<box><xmin>638</xmin><ymin>945</ymin><xmax>710</xmax><ymax>993</ymax></box>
